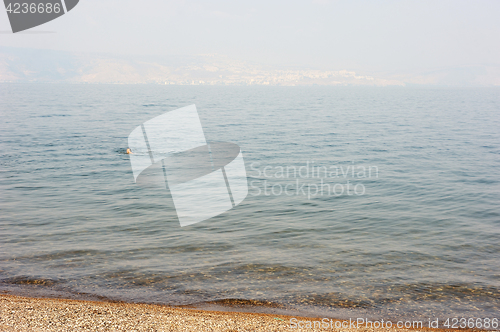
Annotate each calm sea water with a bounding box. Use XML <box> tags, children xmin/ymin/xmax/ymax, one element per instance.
<box><xmin>1</xmin><ymin>84</ymin><xmax>499</xmax><ymax>322</ymax></box>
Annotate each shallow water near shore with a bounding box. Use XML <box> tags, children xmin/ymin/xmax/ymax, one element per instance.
<box><xmin>1</xmin><ymin>84</ymin><xmax>499</xmax><ymax>322</ymax></box>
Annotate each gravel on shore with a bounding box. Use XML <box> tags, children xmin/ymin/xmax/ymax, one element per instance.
<box><xmin>0</xmin><ymin>294</ymin><xmax>478</xmax><ymax>332</ymax></box>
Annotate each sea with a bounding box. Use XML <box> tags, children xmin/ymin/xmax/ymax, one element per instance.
<box><xmin>1</xmin><ymin>84</ymin><xmax>499</xmax><ymax>324</ymax></box>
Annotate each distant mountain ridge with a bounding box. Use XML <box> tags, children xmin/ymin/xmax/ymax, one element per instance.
<box><xmin>1</xmin><ymin>47</ymin><xmax>499</xmax><ymax>86</ymax></box>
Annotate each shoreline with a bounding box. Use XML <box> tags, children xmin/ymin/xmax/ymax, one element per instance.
<box><xmin>0</xmin><ymin>294</ymin><xmax>486</xmax><ymax>332</ymax></box>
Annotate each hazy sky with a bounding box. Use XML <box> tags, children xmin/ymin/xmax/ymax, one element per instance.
<box><xmin>1</xmin><ymin>0</ymin><xmax>499</xmax><ymax>72</ymax></box>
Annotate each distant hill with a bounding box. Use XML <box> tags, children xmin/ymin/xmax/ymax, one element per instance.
<box><xmin>0</xmin><ymin>47</ymin><xmax>498</xmax><ymax>86</ymax></box>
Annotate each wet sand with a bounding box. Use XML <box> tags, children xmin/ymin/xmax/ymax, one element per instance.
<box><xmin>0</xmin><ymin>294</ymin><xmax>482</xmax><ymax>331</ymax></box>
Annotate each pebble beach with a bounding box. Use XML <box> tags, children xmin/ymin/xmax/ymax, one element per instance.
<box><xmin>0</xmin><ymin>294</ymin><xmax>485</xmax><ymax>332</ymax></box>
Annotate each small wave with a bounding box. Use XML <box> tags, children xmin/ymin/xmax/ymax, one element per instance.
<box><xmin>204</xmin><ymin>298</ymin><xmax>283</xmax><ymax>308</ymax></box>
<box><xmin>1</xmin><ymin>276</ymin><xmax>60</xmax><ymax>286</ymax></box>
<box><xmin>285</xmin><ymin>293</ymin><xmax>372</xmax><ymax>308</ymax></box>
<box><xmin>33</xmin><ymin>114</ymin><xmax>72</xmax><ymax>118</ymax></box>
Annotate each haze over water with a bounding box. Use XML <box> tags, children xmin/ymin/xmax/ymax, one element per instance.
<box><xmin>1</xmin><ymin>84</ymin><xmax>499</xmax><ymax>321</ymax></box>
